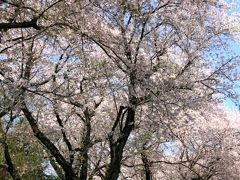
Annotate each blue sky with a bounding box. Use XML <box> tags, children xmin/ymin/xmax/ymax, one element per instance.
<box><xmin>221</xmin><ymin>0</ymin><xmax>240</xmax><ymax>111</ymax></box>
<box><xmin>223</xmin><ymin>39</ymin><xmax>240</xmax><ymax>110</ymax></box>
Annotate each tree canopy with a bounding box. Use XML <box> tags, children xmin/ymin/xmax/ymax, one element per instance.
<box><xmin>0</xmin><ymin>0</ymin><xmax>240</xmax><ymax>179</ymax></box>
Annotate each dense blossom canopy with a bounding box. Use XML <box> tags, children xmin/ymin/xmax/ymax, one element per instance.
<box><xmin>0</xmin><ymin>0</ymin><xmax>239</xmax><ymax>179</ymax></box>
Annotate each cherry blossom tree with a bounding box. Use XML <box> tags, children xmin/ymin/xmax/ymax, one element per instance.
<box><xmin>0</xmin><ymin>0</ymin><xmax>240</xmax><ymax>179</ymax></box>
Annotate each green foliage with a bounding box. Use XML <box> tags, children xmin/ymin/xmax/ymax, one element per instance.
<box><xmin>0</xmin><ymin>120</ymin><xmax>47</xmax><ymax>179</ymax></box>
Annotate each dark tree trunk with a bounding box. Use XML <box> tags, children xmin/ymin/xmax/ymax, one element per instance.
<box><xmin>79</xmin><ymin>108</ymin><xmax>91</xmax><ymax>180</ymax></box>
<box><xmin>21</xmin><ymin>103</ymin><xmax>76</xmax><ymax>179</ymax></box>
<box><xmin>104</xmin><ymin>107</ymin><xmax>135</xmax><ymax>180</ymax></box>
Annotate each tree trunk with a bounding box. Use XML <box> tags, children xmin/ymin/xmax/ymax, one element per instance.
<box><xmin>21</xmin><ymin>103</ymin><xmax>76</xmax><ymax>179</ymax></box>
<box><xmin>104</xmin><ymin>107</ymin><xmax>135</xmax><ymax>180</ymax></box>
<box><xmin>79</xmin><ymin>108</ymin><xmax>91</xmax><ymax>180</ymax></box>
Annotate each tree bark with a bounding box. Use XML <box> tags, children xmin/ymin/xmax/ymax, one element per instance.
<box><xmin>79</xmin><ymin>108</ymin><xmax>91</xmax><ymax>180</ymax></box>
<box><xmin>0</xmin><ymin>19</ymin><xmax>41</xmax><ymax>30</ymax></box>
<box><xmin>104</xmin><ymin>107</ymin><xmax>135</xmax><ymax>180</ymax></box>
<box><xmin>21</xmin><ymin>103</ymin><xmax>76</xmax><ymax>179</ymax></box>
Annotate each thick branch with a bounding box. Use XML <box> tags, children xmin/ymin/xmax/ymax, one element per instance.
<box><xmin>55</xmin><ymin>111</ymin><xmax>74</xmax><ymax>164</ymax></box>
<box><xmin>21</xmin><ymin>103</ymin><xmax>76</xmax><ymax>179</ymax></box>
<box><xmin>0</xmin><ymin>19</ymin><xmax>41</xmax><ymax>30</ymax></box>
<box><xmin>141</xmin><ymin>150</ymin><xmax>152</xmax><ymax>180</ymax></box>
